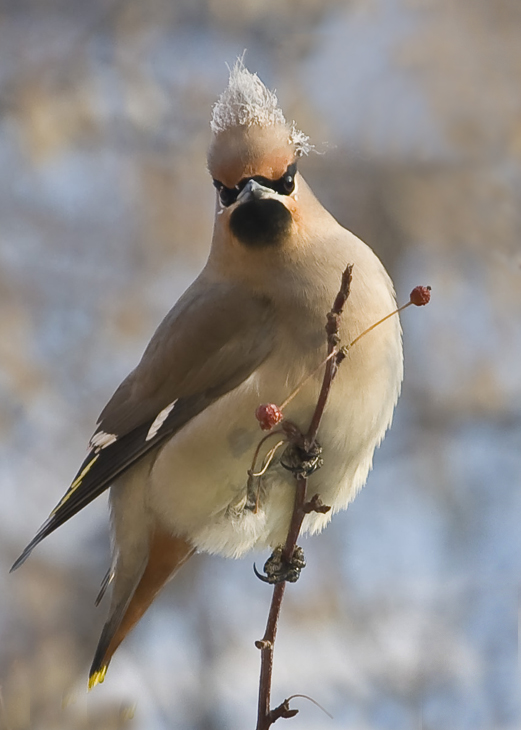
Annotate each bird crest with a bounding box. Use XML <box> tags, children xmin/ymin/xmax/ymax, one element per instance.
<box><xmin>210</xmin><ymin>58</ymin><xmax>312</xmax><ymax>157</ymax></box>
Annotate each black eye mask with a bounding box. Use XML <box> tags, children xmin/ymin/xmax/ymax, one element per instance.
<box><xmin>213</xmin><ymin>162</ymin><xmax>297</xmax><ymax>207</ymax></box>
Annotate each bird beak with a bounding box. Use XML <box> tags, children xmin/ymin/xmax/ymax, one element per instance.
<box><xmin>236</xmin><ymin>179</ymin><xmax>275</xmax><ymax>205</ymax></box>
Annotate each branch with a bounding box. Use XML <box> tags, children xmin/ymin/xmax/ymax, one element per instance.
<box><xmin>254</xmin><ymin>264</ymin><xmax>353</xmax><ymax>730</ymax></box>
<box><xmin>252</xmin><ymin>276</ymin><xmax>431</xmax><ymax>729</ymax></box>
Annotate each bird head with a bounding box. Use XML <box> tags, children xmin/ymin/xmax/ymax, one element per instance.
<box><xmin>207</xmin><ymin>61</ymin><xmax>315</xmax><ymax>252</ymax></box>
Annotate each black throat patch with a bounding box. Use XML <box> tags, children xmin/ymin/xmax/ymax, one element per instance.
<box><xmin>230</xmin><ymin>199</ymin><xmax>292</xmax><ymax>248</ymax></box>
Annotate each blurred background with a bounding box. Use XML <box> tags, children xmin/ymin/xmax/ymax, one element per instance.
<box><xmin>1</xmin><ymin>0</ymin><xmax>521</xmax><ymax>728</ymax></box>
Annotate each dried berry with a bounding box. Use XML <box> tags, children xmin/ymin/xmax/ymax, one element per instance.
<box><xmin>409</xmin><ymin>285</ymin><xmax>431</xmax><ymax>306</ymax></box>
<box><xmin>255</xmin><ymin>403</ymin><xmax>284</xmax><ymax>431</ymax></box>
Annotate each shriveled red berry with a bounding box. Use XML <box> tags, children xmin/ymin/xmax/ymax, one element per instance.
<box><xmin>409</xmin><ymin>285</ymin><xmax>431</xmax><ymax>306</ymax></box>
<box><xmin>255</xmin><ymin>403</ymin><xmax>284</xmax><ymax>431</ymax></box>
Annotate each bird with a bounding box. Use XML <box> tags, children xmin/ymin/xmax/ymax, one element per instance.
<box><xmin>11</xmin><ymin>60</ymin><xmax>403</xmax><ymax>688</ymax></box>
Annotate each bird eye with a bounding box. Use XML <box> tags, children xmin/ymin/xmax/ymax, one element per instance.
<box><xmin>213</xmin><ymin>180</ymin><xmax>238</xmax><ymax>207</ymax></box>
<box><xmin>277</xmin><ymin>163</ymin><xmax>297</xmax><ymax>196</ymax></box>
<box><xmin>282</xmin><ymin>174</ymin><xmax>295</xmax><ymax>194</ymax></box>
<box><xmin>219</xmin><ymin>188</ymin><xmax>234</xmax><ymax>206</ymax></box>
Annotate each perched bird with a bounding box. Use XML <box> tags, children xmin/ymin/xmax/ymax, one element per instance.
<box><xmin>12</xmin><ymin>61</ymin><xmax>403</xmax><ymax>688</ymax></box>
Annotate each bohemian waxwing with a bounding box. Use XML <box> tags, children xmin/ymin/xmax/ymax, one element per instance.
<box><xmin>12</xmin><ymin>60</ymin><xmax>403</xmax><ymax>688</ymax></box>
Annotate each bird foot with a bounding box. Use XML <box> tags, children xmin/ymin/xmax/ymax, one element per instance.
<box><xmin>280</xmin><ymin>441</ymin><xmax>323</xmax><ymax>478</ymax></box>
<box><xmin>254</xmin><ymin>545</ymin><xmax>306</xmax><ymax>584</ymax></box>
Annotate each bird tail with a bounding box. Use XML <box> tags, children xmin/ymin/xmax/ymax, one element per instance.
<box><xmin>89</xmin><ymin>528</ymin><xmax>194</xmax><ymax>689</ymax></box>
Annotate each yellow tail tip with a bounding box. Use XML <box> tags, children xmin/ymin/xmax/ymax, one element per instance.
<box><xmin>88</xmin><ymin>666</ymin><xmax>107</xmax><ymax>690</ymax></box>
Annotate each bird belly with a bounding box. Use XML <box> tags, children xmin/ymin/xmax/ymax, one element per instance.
<box><xmin>147</xmin><ymin>369</ymin><xmax>300</xmax><ymax>559</ymax></box>
<box><xmin>146</xmin><ymin>314</ymin><xmax>402</xmax><ymax>559</ymax></box>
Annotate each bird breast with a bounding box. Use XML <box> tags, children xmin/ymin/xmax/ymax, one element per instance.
<box><xmin>146</xmin><ymin>237</ymin><xmax>402</xmax><ymax>559</ymax></box>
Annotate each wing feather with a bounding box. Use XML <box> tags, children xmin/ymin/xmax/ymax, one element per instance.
<box><xmin>12</xmin><ymin>279</ymin><xmax>274</xmax><ymax>571</ymax></box>
<box><xmin>11</xmin><ymin>395</ymin><xmax>212</xmax><ymax>570</ymax></box>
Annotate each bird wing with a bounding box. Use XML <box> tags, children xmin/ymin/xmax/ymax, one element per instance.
<box><xmin>12</xmin><ymin>277</ymin><xmax>275</xmax><ymax>570</ymax></box>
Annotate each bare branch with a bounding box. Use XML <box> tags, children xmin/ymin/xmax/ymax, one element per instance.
<box><xmin>253</xmin><ymin>272</ymin><xmax>432</xmax><ymax>728</ymax></box>
<box><xmin>254</xmin><ymin>264</ymin><xmax>353</xmax><ymax>730</ymax></box>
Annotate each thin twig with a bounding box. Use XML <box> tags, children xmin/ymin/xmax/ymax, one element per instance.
<box><xmin>255</xmin><ymin>581</ymin><xmax>286</xmax><ymax>727</ymax></box>
<box><xmin>254</xmin><ymin>275</ymin><xmax>431</xmax><ymax>728</ymax></box>
<box><xmin>280</xmin><ymin>282</ymin><xmax>430</xmax><ymax>417</ymax></box>
<box><xmin>254</xmin><ymin>265</ymin><xmax>353</xmax><ymax>730</ymax></box>
<box><xmin>249</xmin><ymin>430</ymin><xmax>287</xmax><ymax>477</ymax></box>
<box><xmin>278</xmin><ymin>350</ymin><xmax>337</xmax><ymax>412</ymax></box>
<box><xmin>251</xmin><ymin>441</ymin><xmax>287</xmax><ymax>478</ymax></box>
<box><xmin>347</xmin><ymin>301</ymin><xmax>410</xmax><ymax>350</ymax></box>
<box><xmin>247</xmin><ymin>431</ymin><xmax>288</xmax><ymax>512</ymax></box>
<box><xmin>305</xmin><ymin>264</ymin><xmax>353</xmax><ymax>444</ymax></box>
<box><xmin>285</xmin><ymin>694</ymin><xmax>334</xmax><ymax>719</ymax></box>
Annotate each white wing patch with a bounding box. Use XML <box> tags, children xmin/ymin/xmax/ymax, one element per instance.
<box><xmin>89</xmin><ymin>431</ymin><xmax>118</xmax><ymax>452</ymax></box>
<box><xmin>146</xmin><ymin>400</ymin><xmax>178</xmax><ymax>441</ymax></box>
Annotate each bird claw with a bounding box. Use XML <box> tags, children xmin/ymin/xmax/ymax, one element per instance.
<box><xmin>254</xmin><ymin>545</ymin><xmax>306</xmax><ymax>584</ymax></box>
<box><xmin>280</xmin><ymin>442</ymin><xmax>323</xmax><ymax>478</ymax></box>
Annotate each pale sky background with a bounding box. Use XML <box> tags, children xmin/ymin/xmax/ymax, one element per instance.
<box><xmin>1</xmin><ymin>1</ymin><xmax>520</xmax><ymax>729</ymax></box>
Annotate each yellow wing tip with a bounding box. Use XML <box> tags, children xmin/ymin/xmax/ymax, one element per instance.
<box><xmin>88</xmin><ymin>666</ymin><xmax>107</xmax><ymax>690</ymax></box>
<box><xmin>53</xmin><ymin>454</ymin><xmax>100</xmax><ymax>516</ymax></box>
